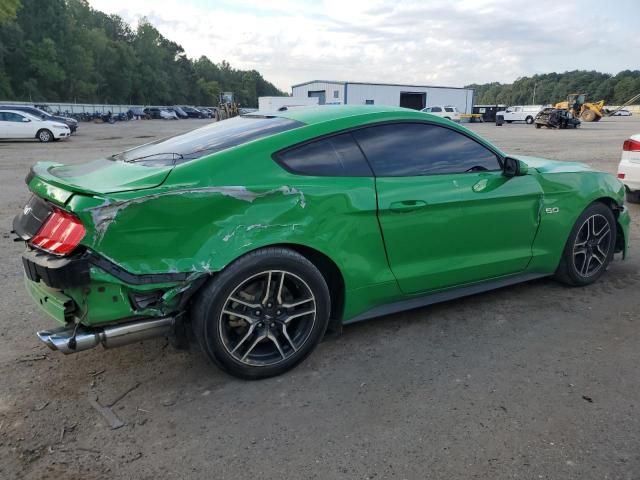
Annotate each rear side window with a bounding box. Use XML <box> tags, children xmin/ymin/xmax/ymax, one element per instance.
<box><xmin>352</xmin><ymin>123</ymin><xmax>501</xmax><ymax>176</ymax></box>
<box><xmin>112</xmin><ymin>116</ymin><xmax>303</xmax><ymax>166</ymax></box>
<box><xmin>275</xmin><ymin>132</ymin><xmax>372</xmax><ymax>176</ymax></box>
<box><xmin>445</xmin><ymin>107</ymin><xmax>455</xmax><ymax>112</ymax></box>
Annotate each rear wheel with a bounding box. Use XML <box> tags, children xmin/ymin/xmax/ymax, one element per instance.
<box><xmin>555</xmin><ymin>202</ymin><xmax>616</xmax><ymax>286</ymax></box>
<box><xmin>37</xmin><ymin>129</ymin><xmax>53</xmax><ymax>142</ymax></box>
<box><xmin>192</xmin><ymin>248</ymin><xmax>330</xmax><ymax>379</ymax></box>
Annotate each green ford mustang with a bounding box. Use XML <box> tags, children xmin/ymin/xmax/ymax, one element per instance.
<box><xmin>13</xmin><ymin>105</ymin><xmax>630</xmax><ymax>379</ymax></box>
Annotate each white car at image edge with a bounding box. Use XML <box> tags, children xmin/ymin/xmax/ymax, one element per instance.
<box><xmin>0</xmin><ymin>109</ymin><xmax>71</xmax><ymax>142</ymax></box>
<box><xmin>421</xmin><ymin>105</ymin><xmax>461</xmax><ymax>122</ymax></box>
<box><xmin>618</xmin><ymin>134</ymin><xmax>640</xmax><ymax>203</ymax></box>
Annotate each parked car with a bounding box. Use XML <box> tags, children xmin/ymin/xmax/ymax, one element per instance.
<box><xmin>421</xmin><ymin>105</ymin><xmax>461</xmax><ymax>122</ymax></box>
<box><xmin>534</xmin><ymin>108</ymin><xmax>581</xmax><ymax>129</ymax></box>
<box><xmin>0</xmin><ymin>105</ymin><xmax>78</xmax><ymax>133</ymax></box>
<box><xmin>128</xmin><ymin>107</ymin><xmax>148</xmax><ymax>119</ymax></box>
<box><xmin>171</xmin><ymin>106</ymin><xmax>189</xmax><ymax>119</ymax></box>
<box><xmin>0</xmin><ymin>109</ymin><xmax>70</xmax><ymax>142</ymax></box>
<box><xmin>617</xmin><ymin>134</ymin><xmax>640</xmax><ymax>203</ymax></box>
<box><xmin>612</xmin><ymin>109</ymin><xmax>632</xmax><ymax>117</ymax></box>
<box><xmin>180</xmin><ymin>106</ymin><xmax>205</xmax><ymax>118</ymax></box>
<box><xmin>495</xmin><ymin>105</ymin><xmax>544</xmax><ymax>124</ymax></box>
<box><xmin>144</xmin><ymin>107</ymin><xmax>178</xmax><ymax>120</ymax></box>
<box><xmin>15</xmin><ymin>105</ymin><xmax>629</xmax><ymax>379</ymax></box>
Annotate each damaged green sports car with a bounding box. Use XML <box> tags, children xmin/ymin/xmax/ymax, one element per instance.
<box><xmin>14</xmin><ymin>105</ymin><xmax>630</xmax><ymax>379</ymax></box>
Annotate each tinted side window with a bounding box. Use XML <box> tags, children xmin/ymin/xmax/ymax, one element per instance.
<box><xmin>430</xmin><ymin>106</ymin><xmax>442</xmax><ymax>112</ymax></box>
<box><xmin>5</xmin><ymin>113</ymin><xmax>24</xmax><ymax>122</ymax></box>
<box><xmin>275</xmin><ymin>133</ymin><xmax>372</xmax><ymax>177</ymax></box>
<box><xmin>353</xmin><ymin>123</ymin><xmax>500</xmax><ymax>176</ymax></box>
<box><xmin>113</xmin><ymin>116</ymin><xmax>302</xmax><ymax>166</ymax></box>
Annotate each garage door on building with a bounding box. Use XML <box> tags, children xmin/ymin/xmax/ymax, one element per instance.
<box><xmin>399</xmin><ymin>92</ymin><xmax>426</xmax><ymax>110</ymax></box>
<box><xmin>308</xmin><ymin>90</ymin><xmax>326</xmax><ymax>105</ymax></box>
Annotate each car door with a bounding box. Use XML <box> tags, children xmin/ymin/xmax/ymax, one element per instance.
<box><xmin>353</xmin><ymin>122</ymin><xmax>543</xmax><ymax>294</ymax></box>
<box><xmin>3</xmin><ymin>112</ymin><xmax>32</xmax><ymax>138</ymax></box>
<box><xmin>513</xmin><ymin>106</ymin><xmax>523</xmax><ymax>121</ymax></box>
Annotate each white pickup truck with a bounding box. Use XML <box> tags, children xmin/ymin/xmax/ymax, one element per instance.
<box><xmin>496</xmin><ymin>105</ymin><xmax>544</xmax><ymax>124</ymax></box>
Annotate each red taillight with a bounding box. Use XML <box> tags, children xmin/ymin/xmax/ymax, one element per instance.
<box><xmin>31</xmin><ymin>209</ymin><xmax>86</xmax><ymax>255</ymax></box>
<box><xmin>618</xmin><ymin>173</ymin><xmax>626</xmax><ymax>179</ymax></box>
<box><xmin>623</xmin><ymin>138</ymin><xmax>640</xmax><ymax>152</ymax></box>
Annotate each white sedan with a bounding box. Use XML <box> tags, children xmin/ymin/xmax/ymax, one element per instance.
<box><xmin>0</xmin><ymin>110</ymin><xmax>70</xmax><ymax>142</ymax></box>
<box><xmin>618</xmin><ymin>134</ymin><xmax>640</xmax><ymax>203</ymax></box>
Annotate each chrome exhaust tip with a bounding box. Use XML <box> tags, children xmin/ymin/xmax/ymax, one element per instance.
<box><xmin>36</xmin><ymin>317</ymin><xmax>175</xmax><ymax>354</ymax></box>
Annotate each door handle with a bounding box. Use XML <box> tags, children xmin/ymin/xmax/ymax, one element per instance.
<box><xmin>389</xmin><ymin>200</ymin><xmax>427</xmax><ymax>212</ymax></box>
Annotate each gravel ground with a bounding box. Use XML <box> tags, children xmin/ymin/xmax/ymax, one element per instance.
<box><xmin>0</xmin><ymin>116</ymin><xmax>638</xmax><ymax>480</ymax></box>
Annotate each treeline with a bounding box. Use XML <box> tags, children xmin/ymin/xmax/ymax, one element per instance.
<box><xmin>0</xmin><ymin>0</ymin><xmax>285</xmax><ymax>106</ymax></box>
<box><xmin>466</xmin><ymin>70</ymin><xmax>640</xmax><ymax>106</ymax></box>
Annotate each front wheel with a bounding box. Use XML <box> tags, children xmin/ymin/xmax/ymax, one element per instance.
<box><xmin>192</xmin><ymin>248</ymin><xmax>331</xmax><ymax>379</ymax></box>
<box><xmin>37</xmin><ymin>129</ymin><xmax>53</xmax><ymax>142</ymax></box>
<box><xmin>525</xmin><ymin>116</ymin><xmax>534</xmax><ymax>124</ymax></box>
<box><xmin>555</xmin><ymin>202</ymin><xmax>616</xmax><ymax>286</ymax></box>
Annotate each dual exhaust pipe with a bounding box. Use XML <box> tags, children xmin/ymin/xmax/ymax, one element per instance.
<box><xmin>37</xmin><ymin>317</ymin><xmax>175</xmax><ymax>354</ymax></box>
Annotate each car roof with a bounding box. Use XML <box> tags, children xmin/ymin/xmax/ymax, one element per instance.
<box><xmin>0</xmin><ymin>109</ymin><xmax>40</xmax><ymax>119</ymax></box>
<box><xmin>0</xmin><ymin>104</ymin><xmax>43</xmax><ymax>112</ymax></box>
<box><xmin>268</xmin><ymin>105</ymin><xmax>414</xmax><ymax>125</ymax></box>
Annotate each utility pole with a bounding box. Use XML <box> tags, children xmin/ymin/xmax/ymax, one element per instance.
<box><xmin>532</xmin><ymin>83</ymin><xmax>537</xmax><ymax>104</ymax></box>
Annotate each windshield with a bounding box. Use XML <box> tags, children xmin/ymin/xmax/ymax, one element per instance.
<box><xmin>112</xmin><ymin>115</ymin><xmax>303</xmax><ymax>166</ymax></box>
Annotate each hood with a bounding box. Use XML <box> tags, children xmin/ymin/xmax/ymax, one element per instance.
<box><xmin>31</xmin><ymin>159</ymin><xmax>173</xmax><ymax>195</ymax></box>
<box><xmin>512</xmin><ymin>155</ymin><xmax>595</xmax><ymax>174</ymax></box>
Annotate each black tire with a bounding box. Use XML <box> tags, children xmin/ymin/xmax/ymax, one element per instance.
<box><xmin>555</xmin><ymin>202</ymin><xmax>616</xmax><ymax>286</ymax></box>
<box><xmin>37</xmin><ymin>129</ymin><xmax>53</xmax><ymax>142</ymax></box>
<box><xmin>192</xmin><ymin>247</ymin><xmax>331</xmax><ymax>379</ymax></box>
<box><xmin>525</xmin><ymin>116</ymin><xmax>534</xmax><ymax>124</ymax></box>
<box><xmin>626</xmin><ymin>188</ymin><xmax>640</xmax><ymax>204</ymax></box>
<box><xmin>506</xmin><ymin>120</ymin><xmax>513</xmax><ymax>123</ymax></box>
<box><xmin>535</xmin><ymin>123</ymin><xmax>542</xmax><ymax>129</ymax></box>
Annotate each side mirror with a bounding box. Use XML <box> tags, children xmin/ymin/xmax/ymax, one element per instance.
<box><xmin>503</xmin><ymin>157</ymin><xmax>528</xmax><ymax>178</ymax></box>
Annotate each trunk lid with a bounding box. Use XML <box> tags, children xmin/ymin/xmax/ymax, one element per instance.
<box><xmin>30</xmin><ymin>159</ymin><xmax>174</xmax><ymax>196</ymax></box>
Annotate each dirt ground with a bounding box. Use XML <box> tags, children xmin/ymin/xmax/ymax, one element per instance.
<box><xmin>0</xmin><ymin>116</ymin><xmax>639</xmax><ymax>479</ymax></box>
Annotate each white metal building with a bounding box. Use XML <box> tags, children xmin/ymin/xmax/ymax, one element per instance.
<box><xmin>291</xmin><ymin>80</ymin><xmax>474</xmax><ymax>113</ymax></box>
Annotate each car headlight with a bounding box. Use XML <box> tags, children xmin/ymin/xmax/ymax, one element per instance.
<box><xmin>53</xmin><ymin>123</ymin><xmax>69</xmax><ymax>129</ymax></box>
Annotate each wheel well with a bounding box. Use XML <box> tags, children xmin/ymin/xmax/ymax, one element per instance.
<box><xmin>277</xmin><ymin>243</ymin><xmax>345</xmax><ymax>333</ymax></box>
<box><xmin>592</xmin><ymin>197</ymin><xmax>625</xmax><ymax>253</ymax></box>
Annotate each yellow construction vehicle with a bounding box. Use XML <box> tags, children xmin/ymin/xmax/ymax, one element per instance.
<box><xmin>554</xmin><ymin>93</ymin><xmax>606</xmax><ymax>122</ymax></box>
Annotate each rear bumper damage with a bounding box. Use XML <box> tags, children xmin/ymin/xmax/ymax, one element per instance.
<box><xmin>21</xmin><ymin>246</ymin><xmax>208</xmax><ymax>353</ymax></box>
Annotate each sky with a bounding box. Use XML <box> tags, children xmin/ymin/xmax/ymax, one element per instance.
<box><xmin>88</xmin><ymin>0</ymin><xmax>639</xmax><ymax>92</ymax></box>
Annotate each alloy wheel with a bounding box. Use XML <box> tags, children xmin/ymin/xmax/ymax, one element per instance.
<box><xmin>218</xmin><ymin>270</ymin><xmax>317</xmax><ymax>367</ymax></box>
<box><xmin>572</xmin><ymin>214</ymin><xmax>611</xmax><ymax>277</ymax></box>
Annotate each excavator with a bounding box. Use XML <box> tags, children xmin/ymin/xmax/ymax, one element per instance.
<box><xmin>554</xmin><ymin>93</ymin><xmax>605</xmax><ymax>122</ymax></box>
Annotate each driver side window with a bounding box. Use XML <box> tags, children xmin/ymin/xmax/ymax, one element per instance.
<box><xmin>352</xmin><ymin>123</ymin><xmax>501</xmax><ymax>176</ymax></box>
<box><xmin>4</xmin><ymin>113</ymin><xmax>25</xmax><ymax>122</ymax></box>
